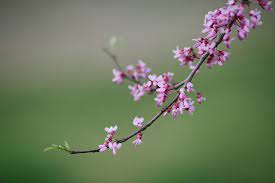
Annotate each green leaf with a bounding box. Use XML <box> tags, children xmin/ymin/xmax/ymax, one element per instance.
<box><xmin>43</xmin><ymin>146</ymin><xmax>56</xmax><ymax>152</ymax></box>
<box><xmin>109</xmin><ymin>36</ymin><xmax>118</xmax><ymax>48</ymax></box>
<box><xmin>44</xmin><ymin>142</ymin><xmax>71</xmax><ymax>153</ymax></box>
<box><xmin>64</xmin><ymin>141</ymin><xmax>70</xmax><ymax>151</ymax></box>
<box><xmin>109</xmin><ymin>36</ymin><xmax>126</xmax><ymax>50</ymax></box>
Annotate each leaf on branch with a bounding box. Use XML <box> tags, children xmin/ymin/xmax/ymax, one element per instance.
<box><xmin>109</xmin><ymin>36</ymin><xmax>118</xmax><ymax>48</ymax></box>
<box><xmin>109</xmin><ymin>36</ymin><xmax>126</xmax><ymax>50</ymax></box>
<box><xmin>43</xmin><ymin>146</ymin><xmax>57</xmax><ymax>152</ymax></box>
<box><xmin>44</xmin><ymin>142</ymin><xmax>71</xmax><ymax>153</ymax></box>
<box><xmin>64</xmin><ymin>141</ymin><xmax>70</xmax><ymax>151</ymax></box>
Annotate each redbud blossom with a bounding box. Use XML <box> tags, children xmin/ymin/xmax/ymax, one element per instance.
<box><xmin>249</xmin><ymin>9</ymin><xmax>262</xmax><ymax>29</ymax></box>
<box><xmin>134</xmin><ymin>60</ymin><xmax>151</xmax><ymax>80</ymax></box>
<box><xmin>216</xmin><ymin>50</ymin><xmax>230</xmax><ymax>66</ymax></box>
<box><xmin>112</xmin><ymin>69</ymin><xmax>125</xmax><ymax>84</ymax></box>
<box><xmin>133</xmin><ymin>117</ymin><xmax>144</xmax><ymax>128</ymax></box>
<box><xmin>108</xmin><ymin>142</ymin><xmax>122</xmax><ymax>155</ymax></box>
<box><xmin>148</xmin><ymin>74</ymin><xmax>162</xmax><ymax>86</ymax></box>
<box><xmin>256</xmin><ymin>0</ymin><xmax>273</xmax><ymax>11</ymax></box>
<box><xmin>197</xmin><ymin>93</ymin><xmax>206</xmax><ymax>104</ymax></box>
<box><xmin>133</xmin><ymin>132</ymin><xmax>142</xmax><ymax>147</ymax></box>
<box><xmin>132</xmin><ymin>117</ymin><xmax>144</xmax><ymax>147</ymax></box>
<box><xmin>173</xmin><ymin>47</ymin><xmax>196</xmax><ymax>66</ymax></box>
<box><xmin>128</xmin><ymin>84</ymin><xmax>145</xmax><ymax>101</ymax></box>
<box><xmin>99</xmin><ymin>142</ymin><xmax>108</xmax><ymax>152</ymax></box>
<box><xmin>98</xmin><ymin>125</ymin><xmax>121</xmax><ymax>155</ymax></box>
<box><xmin>186</xmin><ymin>82</ymin><xmax>194</xmax><ymax>93</ymax></box>
<box><xmin>105</xmin><ymin>125</ymin><xmax>118</xmax><ymax>134</ymax></box>
<box><xmin>132</xmin><ymin>138</ymin><xmax>142</xmax><ymax>146</ymax></box>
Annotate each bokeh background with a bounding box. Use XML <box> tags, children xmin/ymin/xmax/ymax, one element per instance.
<box><xmin>0</xmin><ymin>0</ymin><xmax>274</xmax><ymax>182</ymax></box>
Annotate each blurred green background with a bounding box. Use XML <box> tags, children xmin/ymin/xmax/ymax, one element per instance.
<box><xmin>0</xmin><ymin>0</ymin><xmax>274</xmax><ymax>182</ymax></box>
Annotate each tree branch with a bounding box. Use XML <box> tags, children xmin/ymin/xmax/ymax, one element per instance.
<box><xmin>68</xmin><ymin>17</ymin><xmax>237</xmax><ymax>155</ymax></box>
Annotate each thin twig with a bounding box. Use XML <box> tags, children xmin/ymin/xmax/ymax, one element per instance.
<box><xmin>102</xmin><ymin>47</ymin><xmax>122</xmax><ymax>71</ymax></box>
<box><xmin>102</xmin><ymin>47</ymin><xmax>142</xmax><ymax>85</ymax></box>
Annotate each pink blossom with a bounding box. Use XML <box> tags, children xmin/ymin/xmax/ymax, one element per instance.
<box><xmin>99</xmin><ymin>142</ymin><xmax>108</xmax><ymax>152</ymax></box>
<box><xmin>108</xmin><ymin>142</ymin><xmax>122</xmax><ymax>155</ymax></box>
<box><xmin>99</xmin><ymin>125</ymin><xmax>120</xmax><ymax>153</ymax></box>
<box><xmin>156</xmin><ymin>87</ymin><xmax>166</xmax><ymax>93</ymax></box>
<box><xmin>132</xmin><ymin>138</ymin><xmax>142</xmax><ymax>146</ymax></box>
<box><xmin>227</xmin><ymin>0</ymin><xmax>237</xmax><ymax>6</ymax></box>
<box><xmin>186</xmin><ymin>82</ymin><xmax>194</xmax><ymax>93</ymax></box>
<box><xmin>122</xmin><ymin>60</ymin><xmax>151</xmax><ymax>82</ymax></box>
<box><xmin>183</xmin><ymin>98</ymin><xmax>195</xmax><ymax>114</ymax></box>
<box><xmin>133</xmin><ymin>117</ymin><xmax>144</xmax><ymax>128</ymax></box>
<box><xmin>112</xmin><ymin>69</ymin><xmax>125</xmax><ymax>84</ymax></box>
<box><xmin>126</xmin><ymin>65</ymin><xmax>135</xmax><ymax>75</ymax></box>
<box><xmin>197</xmin><ymin>93</ymin><xmax>206</xmax><ymax>104</ymax></box>
<box><xmin>255</xmin><ymin>0</ymin><xmax>273</xmax><ymax>11</ymax></box>
<box><xmin>132</xmin><ymin>132</ymin><xmax>143</xmax><ymax>147</ymax></box>
<box><xmin>179</xmin><ymin>88</ymin><xmax>187</xmax><ymax>100</ymax></box>
<box><xmin>169</xmin><ymin>87</ymin><xmax>197</xmax><ymax>117</ymax></box>
<box><xmin>216</xmin><ymin>50</ymin><xmax>230</xmax><ymax>66</ymax></box>
<box><xmin>173</xmin><ymin>46</ymin><xmax>196</xmax><ymax>66</ymax></box>
<box><xmin>104</xmin><ymin>125</ymin><xmax>118</xmax><ymax>142</ymax></box>
<box><xmin>137</xmin><ymin>60</ymin><xmax>151</xmax><ymax>74</ymax></box>
<box><xmin>206</xmin><ymin>54</ymin><xmax>216</xmax><ymax>68</ymax></box>
<box><xmin>170</xmin><ymin>96</ymin><xmax>195</xmax><ymax>117</ymax></box>
<box><xmin>155</xmin><ymin>86</ymin><xmax>169</xmax><ymax>107</ymax></box>
<box><xmin>178</xmin><ymin>101</ymin><xmax>185</xmax><ymax>115</ymax></box>
<box><xmin>202</xmin><ymin>2</ymin><xmax>251</xmax><ymax>44</ymax></box>
<box><xmin>154</xmin><ymin>92</ymin><xmax>167</xmax><ymax>107</ymax></box>
<box><xmin>202</xmin><ymin>4</ymin><xmax>237</xmax><ymax>41</ymax></box>
<box><xmin>171</xmin><ymin>104</ymin><xmax>179</xmax><ymax>118</ymax></box>
<box><xmin>249</xmin><ymin>9</ymin><xmax>262</xmax><ymax>29</ymax></box>
<box><xmin>105</xmin><ymin>125</ymin><xmax>118</xmax><ymax>134</ymax></box>
<box><xmin>143</xmin><ymin>81</ymin><xmax>152</xmax><ymax>92</ymax></box>
<box><xmin>128</xmin><ymin>84</ymin><xmax>145</xmax><ymax>101</ymax></box>
<box><xmin>237</xmin><ymin>17</ymin><xmax>250</xmax><ymax>40</ymax></box>
<box><xmin>133</xmin><ymin>60</ymin><xmax>151</xmax><ymax>80</ymax></box>
<box><xmin>162</xmin><ymin>72</ymin><xmax>174</xmax><ymax>83</ymax></box>
<box><xmin>149</xmin><ymin>73</ymin><xmax>174</xmax><ymax>106</ymax></box>
<box><xmin>222</xmin><ymin>28</ymin><xmax>235</xmax><ymax>49</ymax></box>
<box><xmin>193</xmin><ymin>38</ymin><xmax>216</xmax><ymax>57</ymax></box>
<box><xmin>148</xmin><ymin>74</ymin><xmax>163</xmax><ymax>87</ymax></box>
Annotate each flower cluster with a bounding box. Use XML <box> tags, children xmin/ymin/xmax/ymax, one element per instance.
<box><xmin>163</xmin><ymin>82</ymin><xmax>206</xmax><ymax>117</ymax></box>
<box><xmin>149</xmin><ymin>72</ymin><xmax>174</xmax><ymax>106</ymax></box>
<box><xmin>112</xmin><ymin>57</ymin><xmax>176</xmax><ymax>105</ymax></box>
<box><xmin>112</xmin><ymin>60</ymin><xmax>151</xmax><ymax>84</ymax></box>
<box><xmin>196</xmin><ymin>93</ymin><xmax>206</xmax><ymax>104</ymax></box>
<box><xmin>127</xmin><ymin>72</ymin><xmax>175</xmax><ymax>105</ymax></box>
<box><xmin>173</xmin><ymin>0</ymin><xmax>271</xmax><ymax>69</ymax></box>
<box><xmin>128</xmin><ymin>84</ymin><xmax>145</xmax><ymax>101</ymax></box>
<box><xmin>132</xmin><ymin>117</ymin><xmax>144</xmax><ymax>146</ymax></box>
<box><xmin>111</xmin><ymin>0</ymin><xmax>272</xmax><ymax>136</ymax></box>
<box><xmin>112</xmin><ymin>69</ymin><xmax>125</xmax><ymax>84</ymax></box>
<box><xmin>256</xmin><ymin>0</ymin><xmax>273</xmax><ymax>11</ymax></box>
<box><xmin>173</xmin><ymin>47</ymin><xmax>197</xmax><ymax>67</ymax></box>
<box><xmin>98</xmin><ymin>125</ymin><xmax>122</xmax><ymax>155</ymax></box>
